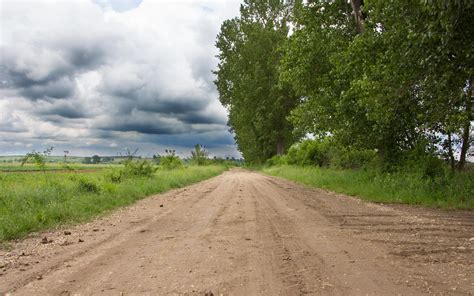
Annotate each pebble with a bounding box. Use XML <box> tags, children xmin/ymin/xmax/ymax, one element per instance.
<box><xmin>41</xmin><ymin>237</ymin><xmax>52</xmax><ymax>244</ymax></box>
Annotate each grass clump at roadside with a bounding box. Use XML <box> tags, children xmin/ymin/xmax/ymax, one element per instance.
<box><xmin>263</xmin><ymin>165</ymin><xmax>474</xmax><ymax>209</ymax></box>
<box><xmin>0</xmin><ymin>165</ymin><xmax>227</xmax><ymax>241</ymax></box>
<box><xmin>262</xmin><ymin>138</ymin><xmax>473</xmax><ymax>209</ymax></box>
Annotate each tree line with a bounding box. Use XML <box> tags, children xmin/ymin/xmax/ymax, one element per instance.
<box><xmin>214</xmin><ymin>0</ymin><xmax>473</xmax><ymax>169</ymax></box>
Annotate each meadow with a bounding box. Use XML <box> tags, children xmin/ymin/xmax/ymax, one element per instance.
<box><xmin>264</xmin><ymin>165</ymin><xmax>474</xmax><ymax>210</ymax></box>
<box><xmin>0</xmin><ymin>165</ymin><xmax>227</xmax><ymax>241</ymax></box>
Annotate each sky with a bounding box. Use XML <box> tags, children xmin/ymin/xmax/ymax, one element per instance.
<box><xmin>0</xmin><ymin>0</ymin><xmax>242</xmax><ymax>158</ymax></box>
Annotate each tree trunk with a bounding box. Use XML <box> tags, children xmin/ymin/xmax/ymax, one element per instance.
<box><xmin>458</xmin><ymin>79</ymin><xmax>473</xmax><ymax>170</ymax></box>
<box><xmin>350</xmin><ymin>0</ymin><xmax>364</xmax><ymax>33</ymax></box>
<box><xmin>277</xmin><ymin>137</ymin><xmax>285</xmax><ymax>155</ymax></box>
<box><xmin>447</xmin><ymin>132</ymin><xmax>455</xmax><ymax>171</ymax></box>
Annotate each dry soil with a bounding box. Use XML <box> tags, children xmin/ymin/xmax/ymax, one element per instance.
<box><xmin>1</xmin><ymin>169</ymin><xmax>473</xmax><ymax>295</ymax></box>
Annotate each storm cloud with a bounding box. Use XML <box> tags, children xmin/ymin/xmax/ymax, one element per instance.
<box><xmin>0</xmin><ymin>0</ymin><xmax>241</xmax><ymax>158</ymax></box>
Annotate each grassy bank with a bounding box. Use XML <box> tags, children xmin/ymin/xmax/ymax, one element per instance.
<box><xmin>0</xmin><ymin>163</ymin><xmax>119</xmax><ymax>172</ymax></box>
<box><xmin>0</xmin><ymin>165</ymin><xmax>227</xmax><ymax>241</ymax></box>
<box><xmin>263</xmin><ymin>165</ymin><xmax>474</xmax><ymax>209</ymax></box>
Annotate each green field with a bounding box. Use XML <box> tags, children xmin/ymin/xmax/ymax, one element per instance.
<box><xmin>0</xmin><ymin>155</ymin><xmax>133</xmax><ymax>172</ymax></box>
<box><xmin>263</xmin><ymin>165</ymin><xmax>474</xmax><ymax>210</ymax></box>
<box><xmin>0</xmin><ymin>163</ymin><xmax>119</xmax><ymax>172</ymax></box>
<box><xmin>0</xmin><ymin>165</ymin><xmax>227</xmax><ymax>241</ymax></box>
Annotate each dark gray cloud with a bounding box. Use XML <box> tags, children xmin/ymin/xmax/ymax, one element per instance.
<box><xmin>178</xmin><ymin>112</ymin><xmax>227</xmax><ymax>125</ymax></box>
<box><xmin>1</xmin><ymin>43</ymin><xmax>108</xmax><ymax>101</ymax></box>
<box><xmin>144</xmin><ymin>132</ymin><xmax>235</xmax><ymax>148</ymax></box>
<box><xmin>20</xmin><ymin>77</ymin><xmax>76</xmax><ymax>100</ymax></box>
<box><xmin>0</xmin><ymin>0</ymin><xmax>241</xmax><ymax>157</ymax></box>
<box><xmin>136</xmin><ymin>98</ymin><xmax>209</xmax><ymax>114</ymax></box>
<box><xmin>0</xmin><ymin>119</ymin><xmax>28</xmax><ymax>133</ymax></box>
<box><xmin>100</xmin><ymin>118</ymin><xmax>186</xmax><ymax>135</ymax></box>
<box><xmin>35</xmin><ymin>100</ymin><xmax>89</xmax><ymax>119</ymax></box>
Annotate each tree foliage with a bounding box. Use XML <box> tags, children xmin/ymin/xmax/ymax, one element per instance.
<box><xmin>214</xmin><ymin>0</ymin><xmax>299</xmax><ymax>163</ymax></box>
<box><xmin>281</xmin><ymin>0</ymin><xmax>473</xmax><ymax>168</ymax></box>
<box><xmin>215</xmin><ymin>0</ymin><xmax>473</xmax><ymax>167</ymax></box>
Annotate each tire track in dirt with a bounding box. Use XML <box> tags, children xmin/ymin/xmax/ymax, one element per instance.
<box><xmin>1</xmin><ymin>169</ymin><xmax>472</xmax><ymax>295</ymax></box>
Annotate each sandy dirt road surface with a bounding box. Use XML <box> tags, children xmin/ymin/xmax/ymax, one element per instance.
<box><xmin>1</xmin><ymin>169</ymin><xmax>473</xmax><ymax>295</ymax></box>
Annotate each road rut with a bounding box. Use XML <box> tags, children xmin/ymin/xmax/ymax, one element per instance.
<box><xmin>1</xmin><ymin>169</ymin><xmax>473</xmax><ymax>295</ymax></box>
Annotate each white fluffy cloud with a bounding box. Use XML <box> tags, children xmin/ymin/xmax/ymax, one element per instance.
<box><xmin>0</xmin><ymin>0</ymin><xmax>241</xmax><ymax>157</ymax></box>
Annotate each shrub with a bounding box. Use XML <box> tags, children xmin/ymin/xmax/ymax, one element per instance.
<box><xmin>123</xmin><ymin>160</ymin><xmax>157</xmax><ymax>177</ymax></box>
<box><xmin>266</xmin><ymin>155</ymin><xmax>289</xmax><ymax>166</ymax></box>
<box><xmin>191</xmin><ymin>144</ymin><xmax>209</xmax><ymax>166</ymax></box>
<box><xmin>160</xmin><ymin>155</ymin><xmax>183</xmax><ymax>170</ymax></box>
<box><xmin>402</xmin><ymin>148</ymin><xmax>447</xmax><ymax>179</ymax></box>
<box><xmin>286</xmin><ymin>138</ymin><xmax>335</xmax><ymax>167</ymax></box>
<box><xmin>277</xmin><ymin>138</ymin><xmax>377</xmax><ymax>169</ymax></box>
<box><xmin>106</xmin><ymin>169</ymin><xmax>124</xmax><ymax>183</ymax></box>
<box><xmin>331</xmin><ymin>147</ymin><xmax>377</xmax><ymax>169</ymax></box>
<box><xmin>105</xmin><ymin>160</ymin><xmax>157</xmax><ymax>182</ymax></box>
<box><xmin>77</xmin><ymin>178</ymin><xmax>100</xmax><ymax>193</ymax></box>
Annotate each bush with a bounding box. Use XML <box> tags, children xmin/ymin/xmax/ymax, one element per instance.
<box><xmin>284</xmin><ymin>138</ymin><xmax>335</xmax><ymax>167</ymax></box>
<box><xmin>331</xmin><ymin>147</ymin><xmax>377</xmax><ymax>169</ymax></box>
<box><xmin>160</xmin><ymin>155</ymin><xmax>183</xmax><ymax>170</ymax></box>
<box><xmin>105</xmin><ymin>160</ymin><xmax>157</xmax><ymax>182</ymax></box>
<box><xmin>123</xmin><ymin>160</ymin><xmax>157</xmax><ymax>177</ymax></box>
<box><xmin>106</xmin><ymin>169</ymin><xmax>124</xmax><ymax>183</ymax></box>
<box><xmin>77</xmin><ymin>178</ymin><xmax>100</xmax><ymax>193</ymax></box>
<box><xmin>266</xmin><ymin>155</ymin><xmax>289</xmax><ymax>166</ymax></box>
<box><xmin>401</xmin><ymin>142</ymin><xmax>447</xmax><ymax>179</ymax></box>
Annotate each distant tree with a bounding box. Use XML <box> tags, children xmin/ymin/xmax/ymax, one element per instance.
<box><xmin>191</xmin><ymin>144</ymin><xmax>208</xmax><ymax>166</ymax></box>
<box><xmin>62</xmin><ymin>150</ymin><xmax>74</xmax><ymax>171</ymax></box>
<box><xmin>91</xmin><ymin>155</ymin><xmax>101</xmax><ymax>164</ymax></box>
<box><xmin>120</xmin><ymin>148</ymin><xmax>139</xmax><ymax>162</ymax></box>
<box><xmin>21</xmin><ymin>147</ymin><xmax>54</xmax><ymax>173</ymax></box>
<box><xmin>63</xmin><ymin>150</ymin><xmax>69</xmax><ymax>164</ymax></box>
<box><xmin>101</xmin><ymin>157</ymin><xmax>114</xmax><ymax>163</ymax></box>
<box><xmin>152</xmin><ymin>154</ymin><xmax>161</xmax><ymax>165</ymax></box>
<box><xmin>83</xmin><ymin>157</ymin><xmax>92</xmax><ymax>164</ymax></box>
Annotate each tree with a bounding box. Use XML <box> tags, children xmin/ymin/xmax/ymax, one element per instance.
<box><xmin>214</xmin><ymin>0</ymin><xmax>299</xmax><ymax>163</ymax></box>
<box><xmin>152</xmin><ymin>154</ymin><xmax>161</xmax><ymax>165</ymax></box>
<box><xmin>282</xmin><ymin>0</ymin><xmax>473</xmax><ymax>166</ymax></box>
<box><xmin>191</xmin><ymin>144</ymin><xmax>208</xmax><ymax>166</ymax></box>
<box><xmin>91</xmin><ymin>155</ymin><xmax>101</xmax><ymax>164</ymax></box>
<box><xmin>350</xmin><ymin>0</ymin><xmax>365</xmax><ymax>33</ymax></box>
<box><xmin>21</xmin><ymin>147</ymin><xmax>54</xmax><ymax>173</ymax></box>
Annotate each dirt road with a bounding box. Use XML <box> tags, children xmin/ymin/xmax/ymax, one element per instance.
<box><xmin>1</xmin><ymin>169</ymin><xmax>473</xmax><ymax>295</ymax></box>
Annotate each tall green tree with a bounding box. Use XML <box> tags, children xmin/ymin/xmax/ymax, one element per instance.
<box><xmin>214</xmin><ymin>0</ymin><xmax>299</xmax><ymax>163</ymax></box>
<box><xmin>282</xmin><ymin>0</ymin><xmax>473</xmax><ymax>166</ymax></box>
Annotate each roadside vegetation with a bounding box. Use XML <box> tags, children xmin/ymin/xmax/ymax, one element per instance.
<box><xmin>216</xmin><ymin>1</ymin><xmax>473</xmax><ymax>208</ymax></box>
<box><xmin>263</xmin><ymin>139</ymin><xmax>473</xmax><ymax>209</ymax></box>
<box><xmin>0</xmin><ymin>146</ymin><xmax>232</xmax><ymax>241</ymax></box>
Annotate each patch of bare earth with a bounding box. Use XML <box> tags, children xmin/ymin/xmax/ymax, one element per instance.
<box><xmin>0</xmin><ymin>169</ymin><xmax>472</xmax><ymax>295</ymax></box>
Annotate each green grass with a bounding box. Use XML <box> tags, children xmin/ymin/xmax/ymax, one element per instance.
<box><xmin>0</xmin><ymin>165</ymin><xmax>227</xmax><ymax>241</ymax></box>
<box><xmin>0</xmin><ymin>162</ymin><xmax>119</xmax><ymax>172</ymax></box>
<box><xmin>263</xmin><ymin>165</ymin><xmax>474</xmax><ymax>209</ymax></box>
